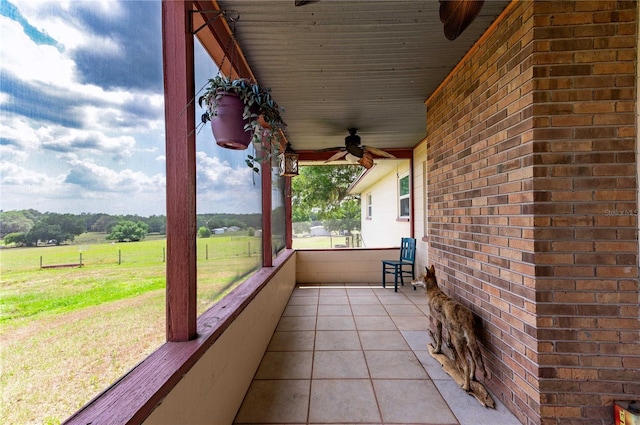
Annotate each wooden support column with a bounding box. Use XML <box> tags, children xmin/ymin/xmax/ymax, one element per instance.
<box><xmin>162</xmin><ymin>0</ymin><xmax>197</xmax><ymax>342</ymax></box>
<box><xmin>262</xmin><ymin>151</ymin><xmax>273</xmax><ymax>267</ymax></box>
<box><xmin>285</xmin><ymin>177</ymin><xmax>293</xmax><ymax>249</ymax></box>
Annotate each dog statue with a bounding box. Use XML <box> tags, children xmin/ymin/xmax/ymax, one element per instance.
<box><xmin>413</xmin><ymin>265</ymin><xmax>486</xmax><ymax>392</ymax></box>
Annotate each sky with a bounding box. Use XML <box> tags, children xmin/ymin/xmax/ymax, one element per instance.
<box><xmin>0</xmin><ymin>0</ymin><xmax>262</xmax><ymax>216</ymax></box>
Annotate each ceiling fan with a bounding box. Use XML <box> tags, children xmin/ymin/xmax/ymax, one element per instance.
<box><xmin>440</xmin><ymin>0</ymin><xmax>485</xmax><ymax>41</ymax></box>
<box><xmin>320</xmin><ymin>128</ymin><xmax>396</xmax><ymax>169</ymax></box>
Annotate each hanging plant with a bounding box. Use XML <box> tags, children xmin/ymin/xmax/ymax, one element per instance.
<box><xmin>198</xmin><ymin>76</ymin><xmax>286</xmax><ymax>172</ymax></box>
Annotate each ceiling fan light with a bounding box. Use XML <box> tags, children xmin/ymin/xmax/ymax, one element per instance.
<box><xmin>345</xmin><ymin>153</ymin><xmax>360</xmax><ymax>163</ymax></box>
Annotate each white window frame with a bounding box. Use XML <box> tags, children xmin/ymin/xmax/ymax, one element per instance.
<box><xmin>366</xmin><ymin>192</ymin><xmax>373</xmax><ymax>218</ymax></box>
<box><xmin>398</xmin><ymin>173</ymin><xmax>410</xmax><ymax>219</ymax></box>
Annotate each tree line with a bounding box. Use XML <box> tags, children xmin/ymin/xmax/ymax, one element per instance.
<box><xmin>0</xmin><ymin>210</ymin><xmax>262</xmax><ymax>246</ymax></box>
<box><xmin>2</xmin><ymin>165</ymin><xmax>362</xmax><ymax>246</ymax></box>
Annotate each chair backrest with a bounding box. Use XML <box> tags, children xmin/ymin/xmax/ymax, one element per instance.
<box><xmin>399</xmin><ymin>237</ymin><xmax>416</xmax><ymax>263</ymax></box>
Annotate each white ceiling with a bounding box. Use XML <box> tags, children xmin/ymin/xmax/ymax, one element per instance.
<box><xmin>213</xmin><ymin>0</ymin><xmax>510</xmax><ymax>154</ymax></box>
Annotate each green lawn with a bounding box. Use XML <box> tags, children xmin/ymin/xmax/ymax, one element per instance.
<box><xmin>0</xmin><ymin>232</ymin><xmax>261</xmax><ymax>425</ymax></box>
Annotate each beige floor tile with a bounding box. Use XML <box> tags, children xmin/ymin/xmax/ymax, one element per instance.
<box><xmin>318</xmin><ymin>304</ymin><xmax>352</xmax><ymax>316</ymax></box>
<box><xmin>392</xmin><ymin>314</ymin><xmax>430</xmax><ymax>330</ymax></box>
<box><xmin>351</xmin><ymin>304</ymin><xmax>388</xmax><ymax>316</ymax></box>
<box><xmin>268</xmin><ymin>330</ymin><xmax>315</xmax><ymax>351</ymax></box>
<box><xmin>315</xmin><ymin>330</ymin><xmax>361</xmax><ymax>350</ymax></box>
<box><xmin>364</xmin><ymin>350</ymin><xmax>429</xmax><ymax>379</ymax></box>
<box><xmin>316</xmin><ymin>315</ymin><xmax>356</xmax><ymax>330</ymax></box>
<box><xmin>359</xmin><ymin>330</ymin><xmax>410</xmax><ymax>350</ymax></box>
<box><xmin>354</xmin><ymin>315</ymin><xmax>397</xmax><ymax>331</ymax></box>
<box><xmin>433</xmin><ymin>379</ymin><xmax>514</xmax><ymax>425</ymax></box>
<box><xmin>348</xmin><ymin>295</ymin><xmax>381</xmax><ymax>305</ymax></box>
<box><xmin>309</xmin><ymin>380</ymin><xmax>381</xmax><ymax>423</ymax></box>
<box><xmin>313</xmin><ymin>350</ymin><xmax>369</xmax><ymax>379</ymax></box>
<box><xmin>319</xmin><ymin>295</ymin><xmax>350</xmax><ymax>305</ymax></box>
<box><xmin>288</xmin><ymin>295</ymin><xmax>319</xmax><ymax>305</ymax></box>
<box><xmin>283</xmin><ymin>304</ymin><xmax>318</xmax><ymax>316</ymax></box>
<box><xmin>234</xmin><ymin>379</ymin><xmax>310</xmax><ymax>424</ymax></box>
<box><xmin>373</xmin><ymin>379</ymin><xmax>458</xmax><ymax>424</ymax></box>
<box><xmin>255</xmin><ymin>351</ymin><xmax>313</xmax><ymax>379</ymax></box>
<box><xmin>400</xmin><ymin>330</ymin><xmax>432</xmax><ymax>351</ymax></box>
<box><xmin>378</xmin><ymin>295</ymin><xmax>414</xmax><ymax>305</ymax></box>
<box><xmin>346</xmin><ymin>287</ymin><xmax>376</xmax><ymax>296</ymax></box>
<box><xmin>277</xmin><ymin>316</ymin><xmax>317</xmax><ymax>331</ymax></box>
<box><xmin>319</xmin><ymin>288</ymin><xmax>348</xmax><ymax>296</ymax></box>
<box><xmin>384</xmin><ymin>303</ymin><xmax>423</xmax><ymax>315</ymax></box>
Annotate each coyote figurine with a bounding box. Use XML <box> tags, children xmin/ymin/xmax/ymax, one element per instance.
<box><xmin>413</xmin><ymin>265</ymin><xmax>486</xmax><ymax>391</ymax></box>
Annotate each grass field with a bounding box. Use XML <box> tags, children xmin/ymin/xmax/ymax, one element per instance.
<box><xmin>0</xmin><ymin>232</ymin><xmax>261</xmax><ymax>425</ymax></box>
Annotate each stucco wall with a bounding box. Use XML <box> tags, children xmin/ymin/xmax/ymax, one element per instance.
<box><xmin>419</xmin><ymin>1</ymin><xmax>638</xmax><ymax>425</ymax></box>
<box><xmin>296</xmin><ymin>248</ymin><xmax>399</xmax><ymax>284</ymax></box>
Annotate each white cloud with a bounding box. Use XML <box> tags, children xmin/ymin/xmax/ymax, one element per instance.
<box><xmin>0</xmin><ymin>16</ymin><xmax>76</xmax><ymax>86</ymax></box>
<box><xmin>65</xmin><ymin>158</ymin><xmax>164</xmax><ymax>193</ymax></box>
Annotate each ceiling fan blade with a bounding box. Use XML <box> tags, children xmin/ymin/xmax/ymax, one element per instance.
<box><xmin>358</xmin><ymin>152</ymin><xmax>374</xmax><ymax>169</ymax></box>
<box><xmin>315</xmin><ymin>146</ymin><xmax>345</xmax><ymax>153</ymax></box>
<box><xmin>295</xmin><ymin>0</ymin><xmax>320</xmax><ymax>6</ymax></box>
<box><xmin>365</xmin><ymin>146</ymin><xmax>396</xmax><ymax>159</ymax></box>
<box><xmin>439</xmin><ymin>0</ymin><xmax>484</xmax><ymax>41</ymax></box>
<box><xmin>325</xmin><ymin>150</ymin><xmax>349</xmax><ymax>163</ymax></box>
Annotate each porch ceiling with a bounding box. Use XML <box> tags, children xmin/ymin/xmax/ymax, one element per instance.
<box><xmin>205</xmin><ymin>0</ymin><xmax>510</xmax><ymax>154</ymax></box>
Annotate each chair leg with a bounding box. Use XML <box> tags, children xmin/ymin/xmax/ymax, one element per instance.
<box><xmin>394</xmin><ymin>266</ymin><xmax>399</xmax><ymax>292</ymax></box>
<box><xmin>382</xmin><ymin>264</ymin><xmax>386</xmax><ymax>288</ymax></box>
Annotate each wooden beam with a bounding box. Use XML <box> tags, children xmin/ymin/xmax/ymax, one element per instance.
<box><xmin>192</xmin><ymin>1</ymin><xmax>255</xmax><ymax>81</ymax></box>
<box><xmin>162</xmin><ymin>0</ymin><xmax>197</xmax><ymax>342</ymax></box>
<box><xmin>296</xmin><ymin>148</ymin><xmax>414</xmax><ymax>162</ymax></box>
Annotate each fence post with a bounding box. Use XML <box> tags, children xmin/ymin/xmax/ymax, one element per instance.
<box><xmin>248</xmin><ymin>241</ymin><xmax>250</xmax><ymax>257</ymax></box>
<box><xmin>79</xmin><ymin>253</ymin><xmax>83</xmax><ymax>267</ymax></box>
<box><xmin>118</xmin><ymin>249</ymin><xmax>121</xmax><ymax>265</ymax></box>
<box><xmin>206</xmin><ymin>244</ymin><xmax>208</xmax><ymax>260</ymax></box>
<box><xmin>40</xmin><ymin>256</ymin><xmax>42</xmax><ymax>268</ymax></box>
<box><xmin>163</xmin><ymin>247</ymin><xmax>166</xmax><ymax>263</ymax></box>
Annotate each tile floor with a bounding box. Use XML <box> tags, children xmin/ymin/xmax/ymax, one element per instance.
<box><xmin>234</xmin><ymin>283</ymin><xmax>521</xmax><ymax>425</ymax></box>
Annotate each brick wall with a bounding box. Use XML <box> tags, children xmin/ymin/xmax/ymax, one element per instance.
<box><xmin>422</xmin><ymin>2</ymin><xmax>638</xmax><ymax>425</ymax></box>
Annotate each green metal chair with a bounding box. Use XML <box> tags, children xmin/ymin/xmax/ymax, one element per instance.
<box><xmin>382</xmin><ymin>237</ymin><xmax>416</xmax><ymax>292</ymax></box>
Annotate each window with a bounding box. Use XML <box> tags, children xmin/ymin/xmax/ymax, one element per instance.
<box><xmin>399</xmin><ymin>174</ymin><xmax>410</xmax><ymax>218</ymax></box>
<box><xmin>367</xmin><ymin>193</ymin><xmax>373</xmax><ymax>218</ymax></box>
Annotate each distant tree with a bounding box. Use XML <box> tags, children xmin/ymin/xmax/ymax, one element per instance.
<box><xmin>24</xmin><ymin>222</ymin><xmax>64</xmax><ymax>246</ymax></box>
<box><xmin>292</xmin><ymin>221</ymin><xmax>311</xmax><ymax>235</ymax></box>
<box><xmin>146</xmin><ymin>215</ymin><xmax>166</xmax><ymax>234</ymax></box>
<box><xmin>0</xmin><ymin>210</ymin><xmax>34</xmax><ymax>237</ymax></box>
<box><xmin>292</xmin><ymin>165</ymin><xmax>362</xmax><ymax>233</ymax></box>
<box><xmin>247</xmin><ymin>227</ymin><xmax>255</xmax><ymax>237</ymax></box>
<box><xmin>106</xmin><ymin>220</ymin><xmax>149</xmax><ymax>242</ymax></box>
<box><xmin>322</xmin><ymin>199</ymin><xmax>361</xmax><ymax>234</ymax></box>
<box><xmin>90</xmin><ymin>215</ymin><xmax>118</xmax><ymax>232</ymax></box>
<box><xmin>198</xmin><ymin>226</ymin><xmax>211</xmax><ymax>238</ymax></box>
<box><xmin>4</xmin><ymin>232</ymin><xmax>27</xmax><ymax>246</ymax></box>
<box><xmin>24</xmin><ymin>213</ymin><xmax>85</xmax><ymax>245</ymax></box>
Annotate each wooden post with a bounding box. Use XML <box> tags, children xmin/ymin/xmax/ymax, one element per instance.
<box><xmin>285</xmin><ymin>177</ymin><xmax>293</xmax><ymax>249</ymax></box>
<box><xmin>162</xmin><ymin>0</ymin><xmax>197</xmax><ymax>342</ymax></box>
<box><xmin>261</xmin><ymin>145</ymin><xmax>273</xmax><ymax>267</ymax></box>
